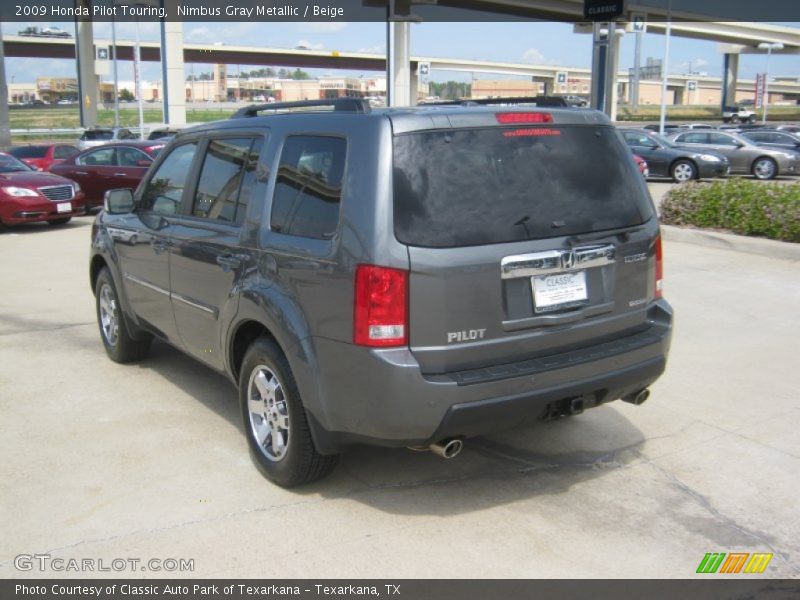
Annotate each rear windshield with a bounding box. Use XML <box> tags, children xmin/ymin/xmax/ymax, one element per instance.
<box><xmin>393</xmin><ymin>126</ymin><xmax>653</xmax><ymax>248</ymax></box>
<box><xmin>81</xmin><ymin>130</ymin><xmax>114</xmax><ymax>141</ymax></box>
<box><xmin>9</xmin><ymin>146</ymin><xmax>47</xmax><ymax>159</ymax></box>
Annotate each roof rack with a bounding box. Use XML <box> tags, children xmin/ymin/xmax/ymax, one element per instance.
<box><xmin>425</xmin><ymin>96</ymin><xmax>569</xmax><ymax>108</ymax></box>
<box><xmin>231</xmin><ymin>98</ymin><xmax>372</xmax><ymax>119</ymax></box>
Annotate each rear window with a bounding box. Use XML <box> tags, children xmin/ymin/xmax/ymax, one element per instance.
<box><xmin>9</xmin><ymin>146</ymin><xmax>47</xmax><ymax>159</ymax></box>
<box><xmin>393</xmin><ymin>126</ymin><xmax>653</xmax><ymax>248</ymax></box>
<box><xmin>81</xmin><ymin>130</ymin><xmax>114</xmax><ymax>141</ymax></box>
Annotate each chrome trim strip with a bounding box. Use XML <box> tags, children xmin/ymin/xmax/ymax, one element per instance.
<box><xmin>501</xmin><ymin>244</ymin><xmax>616</xmax><ymax>279</ymax></box>
<box><xmin>123</xmin><ymin>272</ymin><xmax>170</xmax><ymax>297</ymax></box>
<box><xmin>170</xmin><ymin>292</ymin><xmax>217</xmax><ymax>317</ymax></box>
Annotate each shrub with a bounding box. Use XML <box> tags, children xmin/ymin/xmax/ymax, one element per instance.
<box><xmin>660</xmin><ymin>179</ymin><xmax>800</xmax><ymax>243</ymax></box>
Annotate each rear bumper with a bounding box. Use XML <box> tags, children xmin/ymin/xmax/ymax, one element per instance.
<box><xmin>304</xmin><ymin>300</ymin><xmax>673</xmax><ymax>453</ymax></box>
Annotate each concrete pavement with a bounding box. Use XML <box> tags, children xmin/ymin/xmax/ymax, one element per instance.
<box><xmin>0</xmin><ymin>217</ymin><xmax>798</xmax><ymax>579</ymax></box>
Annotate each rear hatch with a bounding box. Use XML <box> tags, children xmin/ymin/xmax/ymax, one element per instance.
<box><xmin>392</xmin><ymin>111</ymin><xmax>659</xmax><ymax>375</ymax></box>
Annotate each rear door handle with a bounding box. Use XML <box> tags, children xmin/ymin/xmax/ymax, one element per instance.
<box><xmin>75</xmin><ymin>171</ymin><xmax>89</xmax><ymax>176</ymax></box>
<box><xmin>216</xmin><ymin>253</ymin><xmax>245</xmax><ymax>270</ymax></box>
<box><xmin>114</xmin><ymin>172</ymin><xmax>128</xmax><ymax>177</ymax></box>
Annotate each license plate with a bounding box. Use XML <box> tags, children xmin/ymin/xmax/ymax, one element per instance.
<box><xmin>57</xmin><ymin>202</ymin><xmax>72</xmax><ymax>213</ymax></box>
<box><xmin>532</xmin><ymin>270</ymin><xmax>588</xmax><ymax>313</ymax></box>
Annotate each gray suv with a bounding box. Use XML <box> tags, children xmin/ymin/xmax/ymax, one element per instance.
<box><xmin>90</xmin><ymin>99</ymin><xmax>673</xmax><ymax>487</ymax></box>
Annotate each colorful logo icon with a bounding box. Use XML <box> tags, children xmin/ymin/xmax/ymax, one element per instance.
<box><xmin>696</xmin><ymin>552</ymin><xmax>773</xmax><ymax>574</ymax></box>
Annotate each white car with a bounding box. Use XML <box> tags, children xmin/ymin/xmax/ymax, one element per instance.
<box><xmin>722</xmin><ymin>107</ymin><xmax>757</xmax><ymax>124</ymax></box>
<box><xmin>77</xmin><ymin>128</ymin><xmax>138</xmax><ymax>150</ymax></box>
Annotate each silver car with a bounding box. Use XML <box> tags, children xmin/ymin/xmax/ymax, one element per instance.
<box><xmin>77</xmin><ymin>127</ymin><xmax>138</xmax><ymax>150</ymax></box>
<box><xmin>666</xmin><ymin>129</ymin><xmax>799</xmax><ymax>180</ymax></box>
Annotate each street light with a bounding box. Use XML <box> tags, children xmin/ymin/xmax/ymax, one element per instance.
<box><xmin>757</xmin><ymin>42</ymin><xmax>784</xmax><ymax>124</ymax></box>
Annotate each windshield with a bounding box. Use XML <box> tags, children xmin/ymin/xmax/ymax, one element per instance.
<box><xmin>0</xmin><ymin>154</ymin><xmax>34</xmax><ymax>173</ymax></box>
<box><xmin>393</xmin><ymin>125</ymin><xmax>653</xmax><ymax>248</ymax></box>
<box><xmin>81</xmin><ymin>130</ymin><xmax>114</xmax><ymax>141</ymax></box>
<box><xmin>8</xmin><ymin>146</ymin><xmax>48</xmax><ymax>159</ymax></box>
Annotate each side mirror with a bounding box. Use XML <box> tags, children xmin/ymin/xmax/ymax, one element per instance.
<box><xmin>104</xmin><ymin>189</ymin><xmax>135</xmax><ymax>214</ymax></box>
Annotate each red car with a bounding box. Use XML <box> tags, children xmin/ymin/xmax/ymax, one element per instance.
<box><xmin>0</xmin><ymin>153</ymin><xmax>86</xmax><ymax>227</ymax></box>
<box><xmin>49</xmin><ymin>141</ymin><xmax>164</xmax><ymax>210</ymax></box>
<box><xmin>633</xmin><ymin>154</ymin><xmax>650</xmax><ymax>178</ymax></box>
<box><xmin>8</xmin><ymin>144</ymin><xmax>78</xmax><ymax>171</ymax></box>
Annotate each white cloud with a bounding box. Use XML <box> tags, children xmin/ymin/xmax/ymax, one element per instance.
<box><xmin>185</xmin><ymin>27</ymin><xmax>213</xmax><ymax>43</ymax></box>
<box><xmin>522</xmin><ymin>48</ymin><xmax>560</xmax><ymax>66</ymax></box>
<box><xmin>296</xmin><ymin>23</ymin><xmax>348</xmax><ymax>34</ymax></box>
<box><xmin>357</xmin><ymin>45</ymin><xmax>385</xmax><ymax>54</ymax></box>
<box><xmin>296</xmin><ymin>39</ymin><xmax>324</xmax><ymax>50</ymax></box>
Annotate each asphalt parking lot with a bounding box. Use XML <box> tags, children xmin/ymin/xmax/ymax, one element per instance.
<box><xmin>1</xmin><ymin>196</ymin><xmax>798</xmax><ymax>578</ymax></box>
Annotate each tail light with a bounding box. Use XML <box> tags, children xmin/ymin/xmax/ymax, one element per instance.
<box><xmin>495</xmin><ymin>112</ymin><xmax>553</xmax><ymax>124</ymax></box>
<box><xmin>654</xmin><ymin>235</ymin><xmax>664</xmax><ymax>299</ymax></box>
<box><xmin>354</xmin><ymin>265</ymin><xmax>408</xmax><ymax>347</ymax></box>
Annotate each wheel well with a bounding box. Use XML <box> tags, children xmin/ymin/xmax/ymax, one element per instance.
<box><xmin>230</xmin><ymin>320</ymin><xmax>277</xmax><ymax>382</ymax></box>
<box><xmin>90</xmin><ymin>255</ymin><xmax>108</xmax><ymax>295</ymax></box>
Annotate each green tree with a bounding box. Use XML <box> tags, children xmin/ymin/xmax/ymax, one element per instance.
<box><xmin>118</xmin><ymin>88</ymin><xmax>134</xmax><ymax>102</ymax></box>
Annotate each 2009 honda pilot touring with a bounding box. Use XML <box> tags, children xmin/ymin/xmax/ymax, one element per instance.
<box><xmin>90</xmin><ymin>99</ymin><xmax>672</xmax><ymax>487</ymax></box>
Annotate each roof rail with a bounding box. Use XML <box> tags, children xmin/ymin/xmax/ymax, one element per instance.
<box><xmin>231</xmin><ymin>98</ymin><xmax>372</xmax><ymax>119</ymax></box>
<box><xmin>425</xmin><ymin>96</ymin><xmax>569</xmax><ymax>108</ymax></box>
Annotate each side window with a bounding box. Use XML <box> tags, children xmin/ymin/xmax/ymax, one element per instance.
<box><xmin>681</xmin><ymin>133</ymin><xmax>708</xmax><ymax>144</ymax></box>
<box><xmin>53</xmin><ymin>145</ymin><xmax>77</xmax><ymax>159</ymax></box>
<box><xmin>118</xmin><ymin>147</ymin><xmax>152</xmax><ymax>167</ymax></box>
<box><xmin>140</xmin><ymin>143</ymin><xmax>198</xmax><ymax>215</ymax></box>
<box><xmin>191</xmin><ymin>138</ymin><xmax>255</xmax><ymax>223</ymax></box>
<box><xmin>709</xmin><ymin>133</ymin><xmax>738</xmax><ymax>146</ymax></box>
<box><xmin>78</xmin><ymin>148</ymin><xmax>116</xmax><ymax>166</ymax></box>
<box><xmin>270</xmin><ymin>136</ymin><xmax>346</xmax><ymax>240</ymax></box>
<box><xmin>745</xmin><ymin>133</ymin><xmax>766</xmax><ymax>142</ymax></box>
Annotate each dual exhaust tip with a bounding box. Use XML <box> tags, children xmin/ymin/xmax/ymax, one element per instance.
<box><xmin>414</xmin><ymin>390</ymin><xmax>651</xmax><ymax>459</ymax></box>
<box><xmin>622</xmin><ymin>388</ymin><xmax>651</xmax><ymax>406</ymax></box>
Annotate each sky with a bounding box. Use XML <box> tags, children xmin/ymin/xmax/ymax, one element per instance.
<box><xmin>2</xmin><ymin>20</ymin><xmax>798</xmax><ymax>86</ymax></box>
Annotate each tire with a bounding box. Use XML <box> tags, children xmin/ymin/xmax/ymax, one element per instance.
<box><xmin>731</xmin><ymin>115</ymin><xmax>741</xmax><ymax>124</ymax></box>
<box><xmin>47</xmin><ymin>217</ymin><xmax>71</xmax><ymax>226</ymax></box>
<box><xmin>748</xmin><ymin>115</ymin><xmax>757</xmax><ymax>124</ymax></box>
<box><xmin>671</xmin><ymin>159</ymin><xmax>697</xmax><ymax>183</ymax></box>
<box><xmin>95</xmin><ymin>267</ymin><xmax>151</xmax><ymax>363</ymax></box>
<box><xmin>752</xmin><ymin>157</ymin><xmax>777</xmax><ymax>180</ymax></box>
<box><xmin>239</xmin><ymin>337</ymin><xmax>338</xmax><ymax>488</ymax></box>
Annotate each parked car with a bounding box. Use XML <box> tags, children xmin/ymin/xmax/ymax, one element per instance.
<box><xmin>89</xmin><ymin>99</ymin><xmax>672</xmax><ymax>487</ymax></box>
<box><xmin>7</xmin><ymin>144</ymin><xmax>78</xmax><ymax>171</ymax></box>
<box><xmin>774</xmin><ymin>124</ymin><xmax>800</xmax><ymax>134</ymax></box>
<box><xmin>680</xmin><ymin>123</ymin><xmax>713</xmax><ymax>129</ymax></box>
<box><xmin>740</xmin><ymin>129</ymin><xmax>800</xmax><ymax>152</ymax></box>
<box><xmin>633</xmin><ymin>154</ymin><xmax>649</xmax><ymax>177</ymax></box>
<box><xmin>666</xmin><ymin>129</ymin><xmax>800</xmax><ymax>180</ymax></box>
<box><xmin>77</xmin><ymin>127</ymin><xmax>138</xmax><ymax>150</ymax></box>
<box><xmin>619</xmin><ymin>128</ymin><xmax>729</xmax><ymax>182</ymax></box>
<box><xmin>643</xmin><ymin>123</ymin><xmax>682</xmax><ymax>133</ymax></box>
<box><xmin>722</xmin><ymin>106</ymin><xmax>757</xmax><ymax>124</ymax></box>
<box><xmin>562</xmin><ymin>95</ymin><xmax>589</xmax><ymax>108</ymax></box>
<box><xmin>49</xmin><ymin>142</ymin><xmax>164</xmax><ymax>210</ymax></box>
<box><xmin>0</xmin><ymin>153</ymin><xmax>85</xmax><ymax>227</ymax></box>
<box><xmin>147</xmin><ymin>127</ymin><xmax>181</xmax><ymax>141</ymax></box>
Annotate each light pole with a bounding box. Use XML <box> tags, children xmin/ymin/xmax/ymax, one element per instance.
<box><xmin>758</xmin><ymin>42</ymin><xmax>784</xmax><ymax>124</ymax></box>
<box><xmin>111</xmin><ymin>15</ymin><xmax>120</xmax><ymax>128</ymax></box>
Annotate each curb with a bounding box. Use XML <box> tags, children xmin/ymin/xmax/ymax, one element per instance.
<box><xmin>661</xmin><ymin>225</ymin><xmax>800</xmax><ymax>261</ymax></box>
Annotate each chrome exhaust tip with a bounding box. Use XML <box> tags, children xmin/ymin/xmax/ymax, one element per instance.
<box><xmin>429</xmin><ymin>438</ymin><xmax>464</xmax><ymax>459</ymax></box>
<box><xmin>623</xmin><ymin>388</ymin><xmax>650</xmax><ymax>406</ymax></box>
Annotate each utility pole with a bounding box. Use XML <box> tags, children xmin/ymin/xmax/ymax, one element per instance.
<box><xmin>632</xmin><ymin>28</ymin><xmax>642</xmax><ymax>109</ymax></box>
<box><xmin>0</xmin><ymin>26</ymin><xmax>11</xmax><ymax>148</ymax></box>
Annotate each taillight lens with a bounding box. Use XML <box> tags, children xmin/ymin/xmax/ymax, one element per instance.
<box><xmin>354</xmin><ymin>265</ymin><xmax>408</xmax><ymax>347</ymax></box>
<box><xmin>655</xmin><ymin>235</ymin><xmax>664</xmax><ymax>299</ymax></box>
<box><xmin>495</xmin><ymin>112</ymin><xmax>553</xmax><ymax>124</ymax></box>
